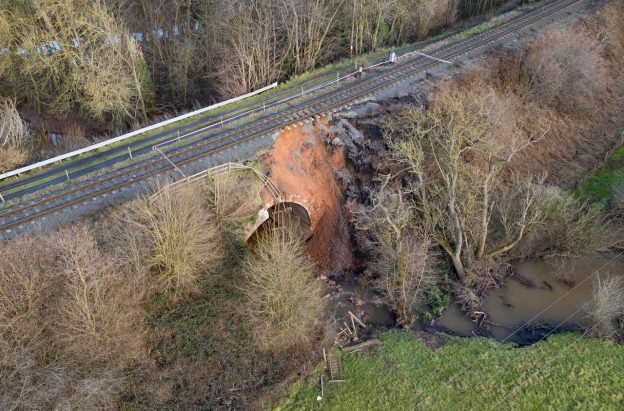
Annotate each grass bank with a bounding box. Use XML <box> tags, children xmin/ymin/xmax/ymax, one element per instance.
<box><xmin>277</xmin><ymin>331</ymin><xmax>624</xmax><ymax>410</ymax></box>
<box><xmin>575</xmin><ymin>143</ymin><xmax>624</xmax><ymax>209</ymax></box>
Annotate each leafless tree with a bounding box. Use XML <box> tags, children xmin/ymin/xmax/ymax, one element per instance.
<box><xmin>242</xmin><ymin>228</ymin><xmax>325</xmax><ymax>351</ymax></box>
<box><xmin>382</xmin><ymin>87</ymin><xmax>548</xmax><ymax>284</ymax></box>
<box><xmin>125</xmin><ymin>181</ymin><xmax>223</xmax><ymax>299</ymax></box>
<box><xmin>0</xmin><ymin>0</ymin><xmax>149</xmax><ymax>124</ymax></box>
<box><xmin>215</xmin><ymin>0</ymin><xmax>287</xmax><ymax>97</ymax></box>
<box><xmin>0</xmin><ymin>226</ymin><xmax>147</xmax><ymax>410</ymax></box>
<box><xmin>355</xmin><ymin>176</ymin><xmax>438</xmax><ymax>326</ymax></box>
<box><xmin>280</xmin><ymin>0</ymin><xmax>343</xmax><ymax>74</ymax></box>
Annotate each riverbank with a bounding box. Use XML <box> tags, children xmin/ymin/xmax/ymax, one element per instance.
<box><xmin>277</xmin><ymin>331</ymin><xmax>624</xmax><ymax>410</ymax></box>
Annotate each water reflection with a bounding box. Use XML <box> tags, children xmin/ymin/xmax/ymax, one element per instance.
<box><xmin>438</xmin><ymin>256</ymin><xmax>624</xmax><ymax>344</ymax></box>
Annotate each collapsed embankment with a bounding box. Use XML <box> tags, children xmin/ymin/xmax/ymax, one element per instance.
<box><xmin>262</xmin><ymin>119</ymin><xmax>354</xmax><ymax>276</ymax></box>
<box><xmin>259</xmin><ymin>0</ymin><xmax>624</xmax><ymax>342</ymax></box>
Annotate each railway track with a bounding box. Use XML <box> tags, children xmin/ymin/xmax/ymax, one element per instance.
<box><xmin>0</xmin><ymin>0</ymin><xmax>584</xmax><ymax>234</ymax></box>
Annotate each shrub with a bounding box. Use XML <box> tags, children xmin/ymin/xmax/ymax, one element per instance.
<box><xmin>422</xmin><ymin>283</ymin><xmax>451</xmax><ymax>320</ymax></box>
<box><xmin>52</xmin><ymin>227</ymin><xmax>146</xmax><ymax>367</ymax></box>
<box><xmin>0</xmin><ymin>146</ymin><xmax>28</xmax><ymax>172</ymax></box>
<box><xmin>204</xmin><ymin>171</ymin><xmax>263</xmax><ymax>231</ymax></box>
<box><xmin>0</xmin><ymin>236</ymin><xmax>57</xmax><ymax>409</ymax></box>
<box><xmin>127</xmin><ymin>182</ymin><xmax>223</xmax><ymax>298</ymax></box>
<box><xmin>0</xmin><ymin>97</ymin><xmax>26</xmax><ymax>149</ymax></box>
<box><xmin>586</xmin><ymin>275</ymin><xmax>624</xmax><ymax>340</ymax></box>
<box><xmin>242</xmin><ymin>229</ymin><xmax>325</xmax><ymax>351</ymax></box>
<box><xmin>523</xmin><ymin>27</ymin><xmax>609</xmax><ymax>114</ymax></box>
<box><xmin>613</xmin><ymin>183</ymin><xmax>624</xmax><ymax>213</ymax></box>
<box><xmin>57</xmin><ymin>122</ymin><xmax>88</xmax><ymax>152</ymax></box>
<box><xmin>531</xmin><ymin>186</ymin><xmax>621</xmax><ymax>259</ymax></box>
<box><xmin>0</xmin><ymin>227</ymin><xmax>147</xmax><ymax>409</ymax></box>
<box><xmin>0</xmin><ymin>97</ymin><xmax>28</xmax><ymax>171</ymax></box>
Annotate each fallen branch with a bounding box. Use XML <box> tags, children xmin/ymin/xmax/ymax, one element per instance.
<box><xmin>348</xmin><ymin>311</ymin><xmax>367</xmax><ymax>328</ymax></box>
<box><xmin>342</xmin><ymin>338</ymin><xmax>382</xmax><ymax>353</ymax></box>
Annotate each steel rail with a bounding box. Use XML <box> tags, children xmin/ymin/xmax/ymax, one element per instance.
<box><xmin>0</xmin><ymin>0</ymin><xmax>578</xmax><ymax>227</ymax></box>
<box><xmin>0</xmin><ymin>0</ymin><xmax>582</xmax><ymax>232</ymax></box>
<box><xmin>0</xmin><ymin>0</ymin><xmax>566</xmax><ymax>203</ymax></box>
<box><xmin>0</xmin><ymin>0</ymin><xmax>560</xmax><ymax>202</ymax></box>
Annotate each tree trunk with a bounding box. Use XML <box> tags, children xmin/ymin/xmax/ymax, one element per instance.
<box><xmin>477</xmin><ymin>163</ymin><xmax>496</xmax><ymax>260</ymax></box>
<box><xmin>448</xmin><ymin>171</ymin><xmax>466</xmax><ymax>282</ymax></box>
<box><xmin>451</xmin><ymin>253</ymin><xmax>467</xmax><ymax>283</ymax></box>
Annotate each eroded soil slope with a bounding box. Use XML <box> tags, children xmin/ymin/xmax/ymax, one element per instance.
<box><xmin>263</xmin><ymin>119</ymin><xmax>354</xmax><ymax>276</ymax></box>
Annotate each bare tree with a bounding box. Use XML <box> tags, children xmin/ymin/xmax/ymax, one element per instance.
<box><xmin>215</xmin><ymin>0</ymin><xmax>287</xmax><ymax>96</ymax></box>
<box><xmin>125</xmin><ymin>182</ymin><xmax>223</xmax><ymax>299</ymax></box>
<box><xmin>0</xmin><ymin>0</ymin><xmax>149</xmax><ymax>124</ymax></box>
<box><xmin>280</xmin><ymin>0</ymin><xmax>343</xmax><ymax>74</ymax></box>
<box><xmin>381</xmin><ymin>87</ymin><xmax>547</xmax><ymax>284</ymax></box>
<box><xmin>354</xmin><ymin>176</ymin><xmax>438</xmax><ymax>326</ymax></box>
<box><xmin>52</xmin><ymin>228</ymin><xmax>147</xmax><ymax>368</ymax></box>
<box><xmin>242</xmin><ymin>228</ymin><xmax>325</xmax><ymax>351</ymax></box>
<box><xmin>0</xmin><ymin>226</ymin><xmax>147</xmax><ymax>410</ymax></box>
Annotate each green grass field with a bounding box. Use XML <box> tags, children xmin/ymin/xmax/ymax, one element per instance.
<box><xmin>277</xmin><ymin>331</ymin><xmax>624</xmax><ymax>410</ymax></box>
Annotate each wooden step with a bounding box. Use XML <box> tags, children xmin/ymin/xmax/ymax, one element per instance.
<box><xmin>327</xmin><ymin>353</ymin><xmax>345</xmax><ymax>382</ymax></box>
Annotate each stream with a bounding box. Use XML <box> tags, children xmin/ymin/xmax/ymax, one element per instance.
<box><xmin>331</xmin><ymin>255</ymin><xmax>624</xmax><ymax>345</ymax></box>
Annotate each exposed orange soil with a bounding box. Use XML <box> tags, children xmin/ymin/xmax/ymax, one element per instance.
<box><xmin>264</xmin><ymin>119</ymin><xmax>353</xmax><ymax>274</ymax></box>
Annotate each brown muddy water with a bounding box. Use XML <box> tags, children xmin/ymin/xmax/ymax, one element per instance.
<box><xmin>332</xmin><ymin>256</ymin><xmax>624</xmax><ymax>345</ymax></box>
<box><xmin>436</xmin><ymin>256</ymin><xmax>624</xmax><ymax>344</ymax></box>
<box><xmin>327</xmin><ymin>282</ymin><xmax>396</xmax><ymax>333</ymax></box>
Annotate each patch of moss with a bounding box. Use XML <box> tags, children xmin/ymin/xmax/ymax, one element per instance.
<box><xmin>574</xmin><ymin>143</ymin><xmax>624</xmax><ymax>208</ymax></box>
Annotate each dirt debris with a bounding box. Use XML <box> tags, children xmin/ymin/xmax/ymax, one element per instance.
<box><xmin>264</xmin><ymin>119</ymin><xmax>354</xmax><ymax>277</ymax></box>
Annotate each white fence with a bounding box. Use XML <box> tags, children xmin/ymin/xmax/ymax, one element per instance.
<box><xmin>0</xmin><ymin>82</ymin><xmax>278</xmax><ymax>181</ymax></box>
